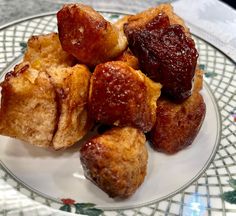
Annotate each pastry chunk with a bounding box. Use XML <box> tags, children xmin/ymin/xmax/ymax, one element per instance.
<box><xmin>150</xmin><ymin>92</ymin><xmax>206</xmax><ymax>154</ymax></box>
<box><xmin>0</xmin><ymin>33</ymin><xmax>92</xmax><ymax>149</ymax></box>
<box><xmin>57</xmin><ymin>4</ymin><xmax>127</xmax><ymax>67</ymax></box>
<box><xmin>124</xmin><ymin>4</ymin><xmax>198</xmax><ymax>101</ymax></box>
<box><xmin>80</xmin><ymin>126</ymin><xmax>148</xmax><ymax>198</ymax></box>
<box><xmin>89</xmin><ymin>61</ymin><xmax>162</xmax><ymax>132</ymax></box>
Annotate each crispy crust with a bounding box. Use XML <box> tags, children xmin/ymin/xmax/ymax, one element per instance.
<box><xmin>89</xmin><ymin>61</ymin><xmax>162</xmax><ymax>132</ymax></box>
<box><xmin>80</xmin><ymin>126</ymin><xmax>147</xmax><ymax>198</ymax></box>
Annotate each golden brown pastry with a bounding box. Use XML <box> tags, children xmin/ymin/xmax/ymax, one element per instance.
<box><xmin>124</xmin><ymin>4</ymin><xmax>198</xmax><ymax>101</ymax></box>
<box><xmin>89</xmin><ymin>61</ymin><xmax>162</xmax><ymax>132</ymax></box>
<box><xmin>0</xmin><ymin>33</ymin><xmax>92</xmax><ymax>149</ymax></box>
<box><xmin>150</xmin><ymin>92</ymin><xmax>206</xmax><ymax>154</ymax></box>
<box><xmin>80</xmin><ymin>126</ymin><xmax>148</xmax><ymax>198</ymax></box>
<box><xmin>57</xmin><ymin>4</ymin><xmax>127</xmax><ymax>67</ymax></box>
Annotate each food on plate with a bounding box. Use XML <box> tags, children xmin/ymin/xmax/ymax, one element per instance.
<box><xmin>0</xmin><ymin>33</ymin><xmax>92</xmax><ymax>149</ymax></box>
<box><xmin>0</xmin><ymin>2</ymin><xmax>207</xmax><ymax>200</ymax></box>
<box><xmin>124</xmin><ymin>4</ymin><xmax>198</xmax><ymax>101</ymax></box>
<box><xmin>57</xmin><ymin>4</ymin><xmax>127</xmax><ymax>67</ymax></box>
<box><xmin>80</xmin><ymin>126</ymin><xmax>148</xmax><ymax>198</ymax></box>
<box><xmin>115</xmin><ymin>49</ymin><xmax>139</xmax><ymax>70</ymax></box>
<box><xmin>150</xmin><ymin>92</ymin><xmax>206</xmax><ymax>154</ymax></box>
<box><xmin>88</xmin><ymin>61</ymin><xmax>162</xmax><ymax>132</ymax></box>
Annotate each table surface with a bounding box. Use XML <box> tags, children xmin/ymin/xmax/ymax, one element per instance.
<box><xmin>0</xmin><ymin>0</ymin><xmax>236</xmax><ymax>215</ymax></box>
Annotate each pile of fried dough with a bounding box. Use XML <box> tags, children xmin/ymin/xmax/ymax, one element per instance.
<box><xmin>0</xmin><ymin>4</ymin><xmax>206</xmax><ymax>198</ymax></box>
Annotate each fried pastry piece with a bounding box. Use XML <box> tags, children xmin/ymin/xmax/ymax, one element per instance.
<box><xmin>89</xmin><ymin>61</ymin><xmax>162</xmax><ymax>132</ymax></box>
<box><xmin>124</xmin><ymin>5</ymin><xmax>198</xmax><ymax>101</ymax></box>
<box><xmin>25</xmin><ymin>33</ymin><xmax>92</xmax><ymax>149</ymax></box>
<box><xmin>150</xmin><ymin>92</ymin><xmax>206</xmax><ymax>154</ymax></box>
<box><xmin>80</xmin><ymin>126</ymin><xmax>148</xmax><ymax>198</ymax></box>
<box><xmin>0</xmin><ymin>62</ymin><xmax>91</xmax><ymax>149</ymax></box>
<box><xmin>0</xmin><ymin>33</ymin><xmax>92</xmax><ymax>149</ymax></box>
<box><xmin>115</xmin><ymin>49</ymin><xmax>139</xmax><ymax>70</ymax></box>
<box><xmin>57</xmin><ymin>4</ymin><xmax>127</xmax><ymax>67</ymax></box>
<box><xmin>0</xmin><ymin>62</ymin><xmax>57</xmax><ymax>147</ymax></box>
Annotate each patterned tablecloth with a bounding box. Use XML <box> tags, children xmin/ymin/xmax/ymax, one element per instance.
<box><xmin>0</xmin><ymin>0</ymin><xmax>235</xmax><ymax>215</ymax></box>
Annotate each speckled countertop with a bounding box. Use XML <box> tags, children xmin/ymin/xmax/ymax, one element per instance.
<box><xmin>0</xmin><ymin>0</ymin><xmax>61</xmax><ymax>26</ymax></box>
<box><xmin>0</xmin><ymin>0</ymin><xmax>176</xmax><ymax>27</ymax></box>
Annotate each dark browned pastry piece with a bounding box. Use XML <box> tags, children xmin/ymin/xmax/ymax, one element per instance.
<box><xmin>80</xmin><ymin>126</ymin><xmax>148</xmax><ymax>198</ymax></box>
<box><xmin>89</xmin><ymin>61</ymin><xmax>162</xmax><ymax>132</ymax></box>
<box><xmin>124</xmin><ymin>4</ymin><xmax>198</xmax><ymax>101</ymax></box>
<box><xmin>150</xmin><ymin>92</ymin><xmax>206</xmax><ymax>154</ymax></box>
<box><xmin>57</xmin><ymin>4</ymin><xmax>127</xmax><ymax>67</ymax></box>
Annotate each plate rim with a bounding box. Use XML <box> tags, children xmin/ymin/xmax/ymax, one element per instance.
<box><xmin>0</xmin><ymin>10</ymin><xmax>228</xmax><ymax>212</ymax></box>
